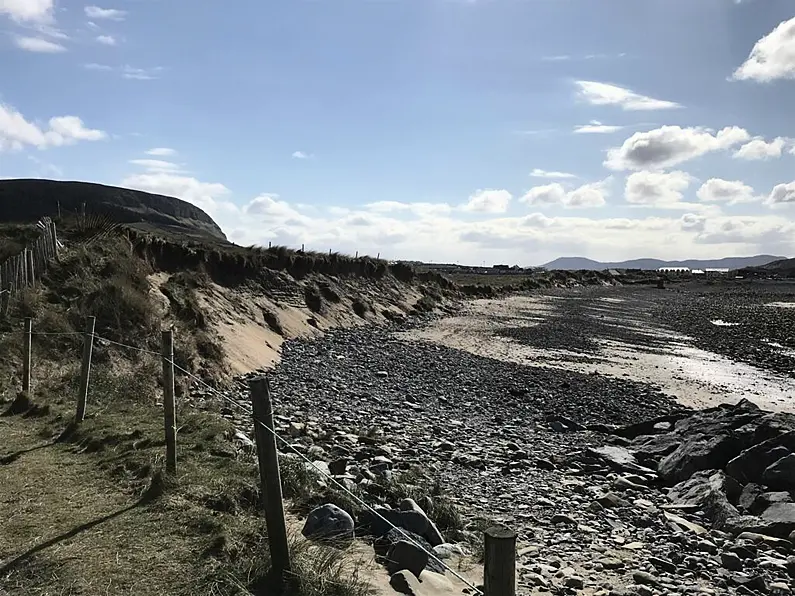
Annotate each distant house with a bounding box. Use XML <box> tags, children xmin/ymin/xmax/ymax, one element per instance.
<box><xmin>658</xmin><ymin>267</ymin><xmax>691</xmax><ymax>273</ymax></box>
<box><xmin>705</xmin><ymin>268</ymin><xmax>730</xmax><ymax>277</ymax></box>
<box><xmin>607</xmin><ymin>269</ymin><xmax>621</xmax><ymax>277</ymax></box>
<box><xmin>692</xmin><ymin>269</ymin><xmax>705</xmax><ymax>275</ymax></box>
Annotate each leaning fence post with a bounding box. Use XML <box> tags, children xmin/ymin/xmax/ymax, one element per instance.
<box><xmin>161</xmin><ymin>329</ymin><xmax>177</xmax><ymax>475</ymax></box>
<box><xmin>75</xmin><ymin>316</ymin><xmax>96</xmax><ymax>422</ymax></box>
<box><xmin>22</xmin><ymin>318</ymin><xmax>32</xmax><ymax>395</ymax></box>
<box><xmin>484</xmin><ymin>525</ymin><xmax>517</xmax><ymax>596</ymax></box>
<box><xmin>250</xmin><ymin>376</ymin><xmax>291</xmax><ymax>582</ymax></box>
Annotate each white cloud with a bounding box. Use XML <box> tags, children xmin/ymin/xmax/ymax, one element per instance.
<box><xmin>766</xmin><ymin>181</ymin><xmax>795</xmax><ymax>208</ymax></box>
<box><xmin>146</xmin><ymin>147</ymin><xmax>176</xmax><ymax>157</ymax></box>
<box><xmin>14</xmin><ymin>36</ymin><xmax>65</xmax><ymax>53</ymax></box>
<box><xmin>520</xmin><ymin>179</ymin><xmax>609</xmax><ymax>209</ymax></box>
<box><xmin>292</xmin><ymin>150</ymin><xmax>312</xmax><ymax>159</ymax></box>
<box><xmin>605</xmin><ymin>125</ymin><xmax>750</xmax><ymax>170</ymax></box>
<box><xmin>733</xmin><ymin>137</ymin><xmax>787</xmax><ymax>160</ymax></box>
<box><xmin>625</xmin><ymin>171</ymin><xmax>694</xmax><ymax>208</ymax></box>
<box><xmin>129</xmin><ymin>159</ymin><xmax>183</xmax><ymax>172</ymax></box>
<box><xmin>573</xmin><ymin>120</ymin><xmax>623</xmax><ymax>134</ymax></box>
<box><xmin>96</xmin><ymin>35</ymin><xmax>117</xmax><ymax>46</ymax></box>
<box><xmin>695</xmin><ymin>216</ymin><xmax>795</xmax><ymax>245</ymax></box>
<box><xmin>0</xmin><ymin>103</ymin><xmax>106</xmax><ymax>151</ymax></box>
<box><xmin>530</xmin><ymin>168</ymin><xmax>577</xmax><ymax>179</ymax></box>
<box><xmin>123</xmin><ymin>66</ymin><xmax>163</xmax><ymax>80</ymax></box>
<box><xmin>697</xmin><ymin>178</ymin><xmax>757</xmax><ymax>205</ymax></box>
<box><xmin>461</xmin><ymin>189</ymin><xmax>512</xmax><ymax>214</ymax></box>
<box><xmin>365</xmin><ymin>201</ymin><xmax>452</xmax><ymax>217</ymax></box>
<box><xmin>0</xmin><ymin>0</ymin><xmax>53</xmax><ymax>23</ymax></box>
<box><xmin>120</xmin><ymin>172</ymin><xmax>231</xmax><ymax>214</ymax></box>
<box><xmin>84</xmin><ymin>5</ymin><xmax>127</xmax><ymax>21</ymax></box>
<box><xmin>575</xmin><ymin>81</ymin><xmax>681</xmax><ymax>111</ymax></box>
<box><xmin>83</xmin><ymin>62</ymin><xmax>113</xmax><ymax>71</ymax></box>
<box><xmin>732</xmin><ymin>17</ymin><xmax>795</xmax><ymax>82</ymax></box>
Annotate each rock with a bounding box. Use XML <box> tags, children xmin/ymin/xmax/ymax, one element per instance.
<box><xmin>738</xmin><ymin>483</ymin><xmax>766</xmax><ymax>513</ymax></box>
<box><xmin>551</xmin><ymin>513</ymin><xmax>577</xmax><ymax>526</ymax></box>
<box><xmin>390</xmin><ymin>570</ymin><xmax>422</xmax><ymax>595</ymax></box>
<box><xmin>763</xmin><ymin>453</ymin><xmax>795</xmax><ymax>491</ymax></box>
<box><xmin>387</xmin><ymin>540</ymin><xmax>429</xmax><ymax>577</ymax></box>
<box><xmin>648</xmin><ymin>556</ymin><xmax>676</xmax><ymax>573</ymax></box>
<box><xmin>433</xmin><ymin>543</ymin><xmax>465</xmax><ymax>560</ymax></box>
<box><xmin>788</xmin><ymin>555</ymin><xmax>795</xmax><ymax>577</ymax></box>
<box><xmin>362</xmin><ymin>507</ymin><xmax>430</xmax><ymax>541</ymax></box>
<box><xmin>564</xmin><ymin>576</ymin><xmax>585</xmax><ymax>589</ymax></box>
<box><xmin>726</xmin><ymin>430</ymin><xmax>795</xmax><ymax>485</ymax></box>
<box><xmin>667</xmin><ymin>470</ymin><xmax>742</xmax><ymax>531</ymax></box>
<box><xmin>613</xmin><ymin>476</ymin><xmax>646</xmax><ymax>491</ymax></box>
<box><xmin>664</xmin><ymin>512</ymin><xmax>708</xmax><ymax>535</ymax></box>
<box><xmin>399</xmin><ymin>498</ymin><xmax>444</xmax><ymax>547</ymax></box>
<box><xmin>374</xmin><ymin>528</ymin><xmax>446</xmax><ymax>574</ymax></box>
<box><xmin>759</xmin><ymin>502</ymin><xmax>795</xmax><ymax>538</ymax></box>
<box><xmin>770</xmin><ymin>582</ymin><xmax>792</xmax><ymax>595</ymax></box>
<box><xmin>598</xmin><ymin>557</ymin><xmax>625</xmax><ymax>570</ymax></box>
<box><xmin>721</xmin><ymin>551</ymin><xmax>744</xmax><ymax>571</ymax></box>
<box><xmin>328</xmin><ymin>458</ymin><xmax>348</xmax><ymax>475</ymax></box>
<box><xmin>737</xmin><ymin>531</ymin><xmax>793</xmax><ymax>549</ymax></box>
<box><xmin>587</xmin><ymin>445</ymin><xmax>654</xmax><ymax>475</ymax></box>
<box><xmin>598</xmin><ymin>492</ymin><xmax>630</xmax><ymax>508</ymax></box>
<box><xmin>302</xmin><ymin>503</ymin><xmax>355</xmax><ymax>542</ymax></box>
<box><xmin>631</xmin><ymin>571</ymin><xmax>658</xmax><ymax>586</ymax></box>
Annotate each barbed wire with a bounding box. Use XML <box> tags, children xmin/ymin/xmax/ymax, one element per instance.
<box><xmin>88</xmin><ymin>331</ymin><xmax>484</xmax><ymax>594</ymax></box>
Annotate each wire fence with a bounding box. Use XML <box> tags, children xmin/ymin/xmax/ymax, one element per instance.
<box><xmin>0</xmin><ymin>219</ymin><xmax>60</xmax><ymax>316</ymax></box>
<box><xmin>2</xmin><ymin>318</ymin><xmax>499</xmax><ymax>594</ymax></box>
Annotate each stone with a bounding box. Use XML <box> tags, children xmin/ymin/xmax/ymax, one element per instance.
<box><xmin>399</xmin><ymin>498</ymin><xmax>444</xmax><ymax>547</ymax></box>
<box><xmin>787</xmin><ymin>555</ymin><xmax>795</xmax><ymax>577</ymax></box>
<box><xmin>564</xmin><ymin>576</ymin><xmax>585</xmax><ymax>589</ymax></box>
<box><xmin>738</xmin><ymin>483</ymin><xmax>766</xmax><ymax>513</ymax></box>
<box><xmin>770</xmin><ymin>583</ymin><xmax>791</xmax><ymax>595</ymax></box>
<box><xmin>635</xmin><ymin>586</ymin><xmax>654</xmax><ymax>596</ymax></box>
<box><xmin>667</xmin><ymin>471</ymin><xmax>742</xmax><ymax>531</ymax></box>
<box><xmin>737</xmin><ymin>531</ymin><xmax>793</xmax><ymax>549</ymax></box>
<box><xmin>433</xmin><ymin>543</ymin><xmax>465</xmax><ymax>559</ymax></box>
<box><xmin>648</xmin><ymin>556</ymin><xmax>677</xmax><ymax>573</ymax></box>
<box><xmin>720</xmin><ymin>551</ymin><xmax>744</xmax><ymax>571</ymax></box>
<box><xmin>726</xmin><ymin>430</ymin><xmax>795</xmax><ymax>485</ymax></box>
<box><xmin>387</xmin><ymin>540</ymin><xmax>429</xmax><ymax>577</ymax></box>
<box><xmin>587</xmin><ymin>445</ymin><xmax>654</xmax><ymax>475</ymax></box>
<box><xmin>302</xmin><ymin>503</ymin><xmax>355</xmax><ymax>542</ymax></box>
<box><xmin>664</xmin><ymin>512</ymin><xmax>708</xmax><ymax>535</ymax></box>
<box><xmin>390</xmin><ymin>570</ymin><xmax>422</xmax><ymax>595</ymax></box>
<box><xmin>598</xmin><ymin>557</ymin><xmax>625</xmax><ymax>570</ymax></box>
<box><xmin>363</xmin><ymin>507</ymin><xmax>430</xmax><ymax>540</ymax></box>
<box><xmin>613</xmin><ymin>476</ymin><xmax>646</xmax><ymax>491</ymax></box>
<box><xmin>760</xmin><ymin>503</ymin><xmax>795</xmax><ymax>538</ymax></box>
<box><xmin>328</xmin><ymin>458</ymin><xmax>348</xmax><ymax>476</ymax></box>
<box><xmin>598</xmin><ymin>493</ymin><xmax>629</xmax><ymax>508</ymax></box>
<box><xmin>374</xmin><ymin>529</ymin><xmax>446</xmax><ymax>574</ymax></box>
<box><xmin>631</xmin><ymin>571</ymin><xmax>658</xmax><ymax>586</ymax></box>
<box><xmin>551</xmin><ymin>513</ymin><xmax>577</xmax><ymax>526</ymax></box>
<box><xmin>763</xmin><ymin>454</ymin><xmax>795</xmax><ymax>491</ymax></box>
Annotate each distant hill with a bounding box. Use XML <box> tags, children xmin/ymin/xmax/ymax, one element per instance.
<box><xmin>0</xmin><ymin>179</ymin><xmax>226</xmax><ymax>241</ymax></box>
<box><xmin>542</xmin><ymin>255</ymin><xmax>786</xmax><ymax>271</ymax></box>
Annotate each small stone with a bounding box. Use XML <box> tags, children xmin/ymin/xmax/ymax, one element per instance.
<box><xmin>598</xmin><ymin>493</ymin><xmax>629</xmax><ymax>509</ymax></box>
<box><xmin>564</xmin><ymin>576</ymin><xmax>585</xmax><ymax>589</ymax></box>
<box><xmin>648</xmin><ymin>556</ymin><xmax>677</xmax><ymax>573</ymax></box>
<box><xmin>721</xmin><ymin>551</ymin><xmax>744</xmax><ymax>571</ymax></box>
<box><xmin>390</xmin><ymin>570</ymin><xmax>421</xmax><ymax>595</ymax></box>
<box><xmin>770</xmin><ymin>582</ymin><xmax>791</xmax><ymax>594</ymax></box>
<box><xmin>697</xmin><ymin>539</ymin><xmax>718</xmax><ymax>554</ymax></box>
<box><xmin>375</xmin><ymin>370</ymin><xmax>389</xmax><ymax>377</ymax></box>
<box><xmin>598</xmin><ymin>557</ymin><xmax>625</xmax><ymax>570</ymax></box>
<box><xmin>551</xmin><ymin>514</ymin><xmax>577</xmax><ymax>526</ymax></box>
<box><xmin>328</xmin><ymin>458</ymin><xmax>348</xmax><ymax>476</ymax></box>
<box><xmin>635</xmin><ymin>585</ymin><xmax>654</xmax><ymax>596</ymax></box>
<box><xmin>632</xmin><ymin>571</ymin><xmax>658</xmax><ymax>586</ymax></box>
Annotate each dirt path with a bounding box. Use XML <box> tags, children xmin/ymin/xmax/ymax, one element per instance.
<box><xmin>400</xmin><ymin>292</ymin><xmax>795</xmax><ymax>413</ymax></box>
<box><xmin>0</xmin><ymin>414</ymin><xmax>199</xmax><ymax>595</ymax></box>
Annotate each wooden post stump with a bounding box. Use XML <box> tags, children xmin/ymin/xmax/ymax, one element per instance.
<box><xmin>161</xmin><ymin>329</ymin><xmax>177</xmax><ymax>475</ymax></box>
<box><xmin>249</xmin><ymin>376</ymin><xmax>291</xmax><ymax>582</ymax></box>
<box><xmin>484</xmin><ymin>525</ymin><xmax>517</xmax><ymax>596</ymax></box>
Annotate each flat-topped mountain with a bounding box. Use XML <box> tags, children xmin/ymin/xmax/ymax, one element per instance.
<box><xmin>0</xmin><ymin>179</ymin><xmax>226</xmax><ymax>241</ymax></box>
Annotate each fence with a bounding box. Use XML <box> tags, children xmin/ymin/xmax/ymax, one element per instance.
<box><xmin>0</xmin><ymin>218</ymin><xmax>60</xmax><ymax>316</ymax></box>
<box><xmin>5</xmin><ymin>316</ymin><xmax>516</xmax><ymax>596</ymax></box>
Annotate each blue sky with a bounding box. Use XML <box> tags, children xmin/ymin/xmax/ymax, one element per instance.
<box><xmin>2</xmin><ymin>0</ymin><xmax>795</xmax><ymax>265</ymax></box>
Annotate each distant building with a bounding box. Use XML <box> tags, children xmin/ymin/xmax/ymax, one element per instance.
<box><xmin>705</xmin><ymin>268</ymin><xmax>730</xmax><ymax>277</ymax></box>
<box><xmin>692</xmin><ymin>269</ymin><xmax>705</xmax><ymax>275</ymax></box>
<box><xmin>658</xmin><ymin>267</ymin><xmax>691</xmax><ymax>273</ymax></box>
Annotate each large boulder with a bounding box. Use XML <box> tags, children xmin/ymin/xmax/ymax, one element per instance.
<box><xmin>668</xmin><ymin>470</ymin><xmax>742</xmax><ymax>530</ymax></box>
<box><xmin>375</xmin><ymin>528</ymin><xmax>446</xmax><ymax>574</ymax></box>
<box><xmin>762</xmin><ymin>453</ymin><xmax>795</xmax><ymax>491</ymax></box>
<box><xmin>399</xmin><ymin>498</ymin><xmax>444</xmax><ymax>546</ymax></box>
<box><xmin>387</xmin><ymin>541</ymin><xmax>429</xmax><ymax>577</ymax></box>
<box><xmin>726</xmin><ymin>431</ymin><xmax>795</xmax><ymax>485</ymax></box>
<box><xmin>301</xmin><ymin>503</ymin><xmax>355</xmax><ymax>542</ymax></box>
<box><xmin>361</xmin><ymin>502</ymin><xmax>444</xmax><ymax>547</ymax></box>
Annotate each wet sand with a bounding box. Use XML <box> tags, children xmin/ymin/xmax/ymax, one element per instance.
<box><xmin>400</xmin><ymin>293</ymin><xmax>795</xmax><ymax>414</ymax></box>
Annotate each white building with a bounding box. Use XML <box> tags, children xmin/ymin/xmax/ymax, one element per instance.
<box><xmin>657</xmin><ymin>267</ymin><xmax>691</xmax><ymax>273</ymax></box>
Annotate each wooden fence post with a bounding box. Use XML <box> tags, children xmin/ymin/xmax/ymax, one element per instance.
<box><xmin>484</xmin><ymin>525</ymin><xmax>517</xmax><ymax>596</ymax></box>
<box><xmin>22</xmin><ymin>318</ymin><xmax>32</xmax><ymax>395</ymax></box>
<box><xmin>50</xmin><ymin>222</ymin><xmax>60</xmax><ymax>262</ymax></box>
<box><xmin>161</xmin><ymin>329</ymin><xmax>177</xmax><ymax>475</ymax></box>
<box><xmin>75</xmin><ymin>316</ymin><xmax>96</xmax><ymax>422</ymax></box>
<box><xmin>249</xmin><ymin>376</ymin><xmax>291</xmax><ymax>582</ymax></box>
<box><xmin>26</xmin><ymin>248</ymin><xmax>35</xmax><ymax>287</ymax></box>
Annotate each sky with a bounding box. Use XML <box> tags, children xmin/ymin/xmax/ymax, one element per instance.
<box><xmin>2</xmin><ymin>0</ymin><xmax>795</xmax><ymax>266</ymax></box>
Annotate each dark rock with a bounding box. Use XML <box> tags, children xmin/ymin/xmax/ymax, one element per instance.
<box><xmin>390</xmin><ymin>570</ymin><xmax>422</xmax><ymax>595</ymax></box>
<box><xmin>726</xmin><ymin>430</ymin><xmax>795</xmax><ymax>485</ymax></box>
<box><xmin>668</xmin><ymin>470</ymin><xmax>742</xmax><ymax>530</ymax></box>
<box><xmin>587</xmin><ymin>445</ymin><xmax>655</xmax><ymax>475</ymax></box>
<box><xmin>564</xmin><ymin>575</ymin><xmax>585</xmax><ymax>589</ymax></box>
<box><xmin>386</xmin><ymin>540</ymin><xmax>429</xmax><ymax>577</ymax></box>
<box><xmin>738</xmin><ymin>483</ymin><xmax>766</xmax><ymax>513</ymax></box>
<box><xmin>551</xmin><ymin>514</ymin><xmax>577</xmax><ymax>526</ymax></box>
<box><xmin>399</xmin><ymin>498</ymin><xmax>444</xmax><ymax>547</ymax></box>
<box><xmin>302</xmin><ymin>503</ymin><xmax>355</xmax><ymax>542</ymax></box>
<box><xmin>328</xmin><ymin>458</ymin><xmax>348</xmax><ymax>476</ymax></box>
<box><xmin>362</xmin><ymin>507</ymin><xmax>431</xmax><ymax>541</ymax></box>
<box><xmin>631</xmin><ymin>571</ymin><xmax>658</xmax><ymax>585</ymax></box>
<box><xmin>763</xmin><ymin>453</ymin><xmax>795</xmax><ymax>491</ymax></box>
<box><xmin>759</xmin><ymin>502</ymin><xmax>795</xmax><ymax>538</ymax></box>
<box><xmin>648</xmin><ymin>556</ymin><xmax>676</xmax><ymax>573</ymax></box>
<box><xmin>597</xmin><ymin>492</ymin><xmax>629</xmax><ymax>508</ymax></box>
<box><xmin>374</xmin><ymin>528</ymin><xmax>446</xmax><ymax>574</ymax></box>
<box><xmin>721</xmin><ymin>551</ymin><xmax>744</xmax><ymax>571</ymax></box>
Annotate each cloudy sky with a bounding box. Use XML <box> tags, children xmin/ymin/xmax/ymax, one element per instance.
<box><xmin>2</xmin><ymin>0</ymin><xmax>795</xmax><ymax>265</ymax></box>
